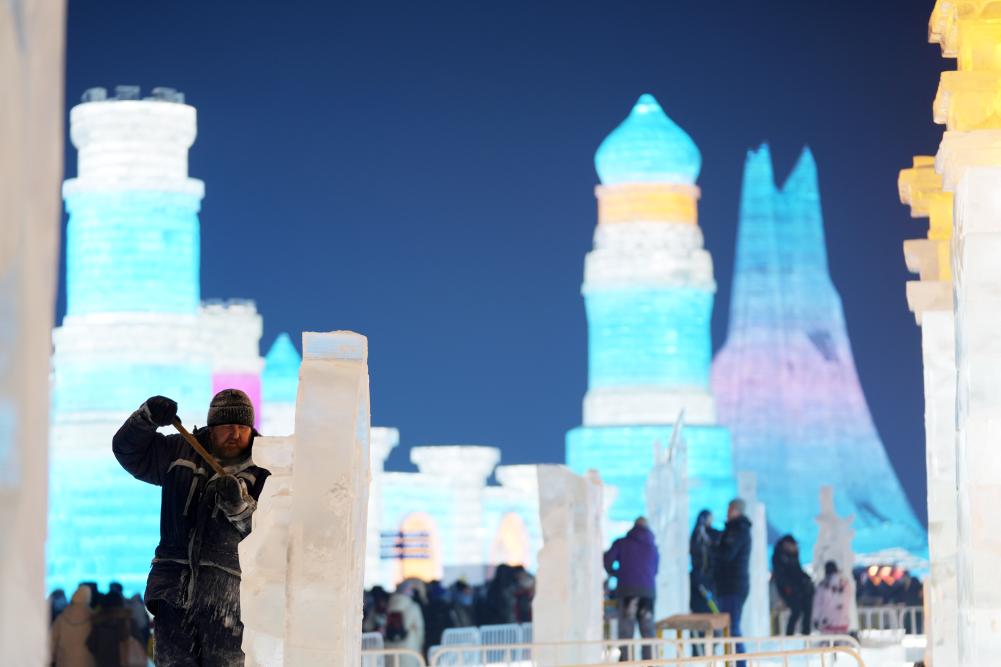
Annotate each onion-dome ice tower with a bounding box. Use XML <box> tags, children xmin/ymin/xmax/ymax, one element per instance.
<box><xmin>712</xmin><ymin>144</ymin><xmax>926</xmax><ymax>560</ymax></box>
<box><xmin>566</xmin><ymin>94</ymin><xmax>735</xmax><ymax>531</ymax></box>
<box><xmin>48</xmin><ymin>86</ymin><xmax>263</xmax><ymax>592</ymax></box>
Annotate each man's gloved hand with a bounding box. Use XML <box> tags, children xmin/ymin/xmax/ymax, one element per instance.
<box><xmin>216</xmin><ymin>474</ymin><xmax>247</xmax><ymax>515</ymax></box>
<box><xmin>140</xmin><ymin>396</ymin><xmax>178</xmax><ymax>428</ymax></box>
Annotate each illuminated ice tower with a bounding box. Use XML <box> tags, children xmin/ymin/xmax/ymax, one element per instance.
<box><xmin>712</xmin><ymin>145</ymin><xmax>926</xmax><ymax>560</ymax></box>
<box><xmin>566</xmin><ymin>94</ymin><xmax>736</xmax><ymax>532</ymax></box>
<box><xmin>48</xmin><ymin>86</ymin><xmax>263</xmax><ymax>592</ymax></box>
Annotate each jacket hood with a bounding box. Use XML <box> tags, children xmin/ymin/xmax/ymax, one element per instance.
<box><xmin>70</xmin><ymin>585</ymin><xmax>91</xmax><ymax>606</ymax></box>
<box><xmin>60</xmin><ymin>589</ymin><xmax>93</xmax><ymax>625</ymax></box>
<box><xmin>627</xmin><ymin>524</ymin><xmax>655</xmax><ymax>544</ymax></box>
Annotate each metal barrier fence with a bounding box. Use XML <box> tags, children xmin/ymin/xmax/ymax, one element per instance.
<box><xmin>561</xmin><ymin>646</ymin><xmax>867</xmax><ymax>667</ymax></box>
<box><xmin>777</xmin><ymin>605</ymin><xmax>924</xmax><ymax>637</ymax></box>
<box><xmin>361</xmin><ymin>648</ymin><xmax>428</xmax><ymax>667</ymax></box>
<box><xmin>428</xmin><ymin>634</ymin><xmax>861</xmax><ymax>666</ymax></box>
<box><xmin>856</xmin><ymin>605</ymin><xmax>923</xmax><ymax>634</ymax></box>
<box><xmin>363</xmin><ymin>632</ymin><xmax>386</xmax><ymax>650</ymax></box>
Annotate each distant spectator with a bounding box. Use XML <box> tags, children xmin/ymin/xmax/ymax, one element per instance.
<box><xmin>49</xmin><ymin>589</ymin><xmax>68</xmax><ymax>625</ymax></box>
<box><xmin>423</xmin><ymin>580</ymin><xmax>453</xmax><ymax>651</ymax></box>
<box><xmin>87</xmin><ymin>591</ymin><xmax>145</xmax><ymax>667</ymax></box>
<box><xmin>125</xmin><ymin>594</ymin><xmax>150</xmax><ymax>647</ymax></box>
<box><xmin>689</xmin><ymin>510</ymin><xmax>720</xmax><ymax>614</ymax></box>
<box><xmin>364</xmin><ymin>586</ymin><xmax>390</xmax><ymax>635</ymax></box>
<box><xmin>512</xmin><ymin>565</ymin><xmax>535</xmax><ymax>623</ymax></box>
<box><xmin>813</xmin><ymin>561</ymin><xmax>852</xmax><ymax>635</ymax></box>
<box><xmin>79</xmin><ymin>582</ymin><xmax>99</xmax><ymax>609</ymax></box>
<box><xmin>772</xmin><ymin>535</ymin><xmax>814</xmax><ymax>635</ymax></box>
<box><xmin>892</xmin><ymin>571</ymin><xmax>922</xmax><ymax>606</ymax></box>
<box><xmin>449</xmin><ymin>581</ymin><xmax>476</xmax><ymax>628</ymax></box>
<box><xmin>385</xmin><ymin>579</ymin><xmax>426</xmax><ymax>665</ymax></box>
<box><xmin>50</xmin><ymin>585</ymin><xmax>96</xmax><ymax>667</ymax></box>
<box><xmin>604</xmin><ymin>517</ymin><xmax>659</xmax><ymax>661</ymax></box>
<box><xmin>484</xmin><ymin>564</ymin><xmax>518</xmax><ymax>624</ymax></box>
<box><xmin>716</xmin><ymin>499</ymin><xmax>752</xmax><ymax>667</ymax></box>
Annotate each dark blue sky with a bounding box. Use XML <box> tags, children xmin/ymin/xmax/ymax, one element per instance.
<box><xmin>63</xmin><ymin>0</ymin><xmax>942</xmax><ymax>522</ymax></box>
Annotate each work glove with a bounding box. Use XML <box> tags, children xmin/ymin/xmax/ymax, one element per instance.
<box><xmin>140</xmin><ymin>395</ymin><xmax>178</xmax><ymax>428</ymax></box>
<box><xmin>216</xmin><ymin>474</ymin><xmax>248</xmax><ymax>516</ymax></box>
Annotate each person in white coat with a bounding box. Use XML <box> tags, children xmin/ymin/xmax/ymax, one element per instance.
<box><xmin>50</xmin><ymin>585</ymin><xmax>96</xmax><ymax>667</ymax></box>
<box><xmin>813</xmin><ymin>561</ymin><xmax>852</xmax><ymax>635</ymax></box>
<box><xmin>385</xmin><ymin>579</ymin><xmax>426</xmax><ymax>666</ymax></box>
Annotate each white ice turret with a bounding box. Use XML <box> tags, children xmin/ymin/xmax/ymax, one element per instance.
<box><xmin>411</xmin><ymin>446</ymin><xmax>499</xmax><ymax>574</ymax></box>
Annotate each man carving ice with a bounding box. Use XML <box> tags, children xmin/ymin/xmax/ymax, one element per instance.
<box><xmin>113</xmin><ymin>389</ymin><xmax>270</xmax><ymax>666</ymax></box>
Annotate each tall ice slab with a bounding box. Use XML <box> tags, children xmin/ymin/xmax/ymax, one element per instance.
<box><xmin>240</xmin><ymin>331</ymin><xmax>371</xmax><ymax>666</ymax></box>
<box><xmin>0</xmin><ymin>1</ymin><xmax>65</xmax><ymax>663</ymax></box>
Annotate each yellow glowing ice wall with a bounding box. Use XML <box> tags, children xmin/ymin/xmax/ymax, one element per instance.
<box><xmin>925</xmin><ymin>2</ymin><xmax>1001</xmax><ymax>664</ymax></box>
<box><xmin>898</xmin><ymin>156</ymin><xmax>957</xmax><ymax>667</ymax></box>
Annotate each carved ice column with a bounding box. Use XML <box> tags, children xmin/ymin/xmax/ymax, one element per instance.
<box><xmin>0</xmin><ymin>2</ymin><xmax>65</xmax><ymax>663</ymax></box>
<box><xmin>284</xmin><ymin>332</ymin><xmax>371</xmax><ymax>665</ymax></box>
<box><xmin>240</xmin><ymin>332</ymin><xmax>371</xmax><ymax>666</ymax></box>
<box><xmin>645</xmin><ymin>435</ymin><xmax>689</xmax><ymax>619</ymax></box>
<box><xmin>811</xmin><ymin>487</ymin><xmax>857</xmax><ymax>632</ymax></box>
<box><xmin>929</xmin><ymin>5</ymin><xmax>1001</xmax><ymax>662</ymax></box>
<box><xmin>899</xmin><ymin>155</ymin><xmax>957</xmax><ymax>667</ymax></box>
<box><xmin>533</xmin><ymin>466</ymin><xmax>604</xmax><ymax>665</ymax></box>
<box><xmin>737</xmin><ymin>473</ymin><xmax>768</xmax><ymax>638</ymax></box>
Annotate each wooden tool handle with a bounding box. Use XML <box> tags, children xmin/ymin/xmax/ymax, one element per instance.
<box><xmin>172</xmin><ymin>418</ymin><xmax>226</xmax><ymax>476</ymax></box>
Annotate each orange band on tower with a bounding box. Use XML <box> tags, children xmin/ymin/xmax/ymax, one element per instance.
<box><xmin>596</xmin><ymin>183</ymin><xmax>699</xmax><ymax>225</ymax></box>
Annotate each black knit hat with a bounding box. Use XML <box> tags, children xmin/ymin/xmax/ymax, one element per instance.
<box><xmin>207</xmin><ymin>388</ymin><xmax>255</xmax><ymax>428</ymax></box>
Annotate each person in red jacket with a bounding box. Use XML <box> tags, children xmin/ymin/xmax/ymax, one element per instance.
<box><xmin>113</xmin><ymin>390</ymin><xmax>270</xmax><ymax>667</ymax></box>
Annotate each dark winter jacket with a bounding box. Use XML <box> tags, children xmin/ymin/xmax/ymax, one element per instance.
<box><xmin>112</xmin><ymin>410</ymin><xmax>270</xmax><ymax>615</ymax></box>
<box><xmin>771</xmin><ymin>536</ymin><xmax>813</xmax><ymax>605</ymax></box>
<box><xmin>715</xmin><ymin>515</ymin><xmax>752</xmax><ymax>597</ymax></box>
<box><xmin>689</xmin><ymin>515</ymin><xmax>721</xmax><ymax>613</ymax></box>
<box><xmin>604</xmin><ymin>524</ymin><xmax>659</xmax><ymax>598</ymax></box>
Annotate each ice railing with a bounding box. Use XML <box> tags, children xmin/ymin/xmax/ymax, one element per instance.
<box><xmin>426</xmin><ymin>634</ymin><xmax>860</xmax><ymax>666</ymax></box>
<box><xmin>361</xmin><ymin>647</ymin><xmax>428</xmax><ymax>667</ymax></box>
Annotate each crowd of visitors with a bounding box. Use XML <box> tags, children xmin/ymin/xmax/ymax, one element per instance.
<box><xmin>47</xmin><ymin>498</ymin><xmax>924</xmax><ymax>665</ymax></box>
<box><xmin>48</xmin><ymin>582</ymin><xmax>150</xmax><ymax>667</ymax></box>
<box><xmin>362</xmin><ymin>564</ymin><xmax>536</xmax><ymax>659</ymax></box>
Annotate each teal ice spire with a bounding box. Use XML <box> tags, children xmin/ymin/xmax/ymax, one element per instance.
<box><xmin>594</xmin><ymin>93</ymin><xmax>702</xmax><ymax>185</ymax></box>
<box><xmin>262</xmin><ymin>332</ymin><xmax>301</xmax><ymax>404</ymax></box>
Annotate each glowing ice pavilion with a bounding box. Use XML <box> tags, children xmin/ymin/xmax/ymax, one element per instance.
<box><xmin>48</xmin><ymin>86</ymin><xmax>273</xmax><ymax>593</ymax></box>
<box><xmin>566</xmin><ymin>94</ymin><xmax>736</xmax><ymax>534</ymax></box>
<box><xmin>712</xmin><ymin>144</ymin><xmax>926</xmax><ymax>560</ymax></box>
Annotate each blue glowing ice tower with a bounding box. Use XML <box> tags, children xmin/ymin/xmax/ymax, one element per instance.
<box><xmin>48</xmin><ymin>87</ymin><xmax>214</xmax><ymax>593</ymax></box>
<box><xmin>566</xmin><ymin>95</ymin><xmax>735</xmax><ymax>532</ymax></box>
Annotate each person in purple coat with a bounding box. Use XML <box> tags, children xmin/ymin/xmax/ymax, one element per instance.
<box><xmin>604</xmin><ymin>517</ymin><xmax>659</xmax><ymax>660</ymax></box>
